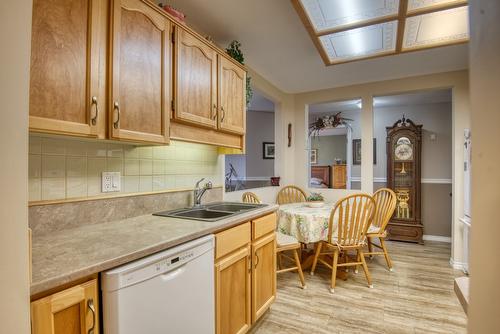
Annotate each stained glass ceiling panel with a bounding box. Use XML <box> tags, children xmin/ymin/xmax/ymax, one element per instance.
<box><xmin>299</xmin><ymin>0</ymin><xmax>399</xmax><ymax>33</ymax></box>
<box><xmin>403</xmin><ymin>6</ymin><xmax>469</xmax><ymax>50</ymax></box>
<box><xmin>319</xmin><ymin>21</ymin><xmax>398</xmax><ymax>63</ymax></box>
<box><xmin>407</xmin><ymin>0</ymin><xmax>467</xmax><ymax>13</ymax></box>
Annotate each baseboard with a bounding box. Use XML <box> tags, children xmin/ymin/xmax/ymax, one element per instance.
<box><xmin>423</xmin><ymin>235</ymin><xmax>451</xmax><ymax>243</ymax></box>
<box><xmin>450</xmin><ymin>257</ymin><xmax>467</xmax><ymax>272</ymax></box>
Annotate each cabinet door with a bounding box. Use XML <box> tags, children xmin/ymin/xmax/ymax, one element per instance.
<box><xmin>218</xmin><ymin>56</ymin><xmax>246</xmax><ymax>135</ymax></box>
<box><xmin>110</xmin><ymin>0</ymin><xmax>170</xmax><ymax>144</ymax></box>
<box><xmin>29</xmin><ymin>0</ymin><xmax>105</xmax><ymax>137</ymax></box>
<box><xmin>31</xmin><ymin>279</ymin><xmax>99</xmax><ymax>334</ymax></box>
<box><xmin>251</xmin><ymin>232</ymin><xmax>276</xmax><ymax>323</ymax></box>
<box><xmin>174</xmin><ymin>28</ymin><xmax>218</xmax><ymax>128</ymax></box>
<box><xmin>215</xmin><ymin>246</ymin><xmax>251</xmax><ymax>334</ymax></box>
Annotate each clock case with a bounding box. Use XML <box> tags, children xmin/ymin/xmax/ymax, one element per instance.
<box><xmin>386</xmin><ymin>117</ymin><xmax>423</xmax><ymax>244</ymax></box>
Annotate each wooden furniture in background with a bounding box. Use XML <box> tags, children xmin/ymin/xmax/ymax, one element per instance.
<box><xmin>386</xmin><ymin>117</ymin><xmax>423</xmax><ymax>243</ymax></box>
<box><xmin>311</xmin><ymin>165</ymin><xmax>331</xmax><ymax>187</ymax></box>
<box><xmin>276</xmin><ymin>185</ymin><xmax>307</xmax><ymax>205</ymax></box>
<box><xmin>332</xmin><ymin>164</ymin><xmax>347</xmax><ymax>189</ymax></box>
<box><xmin>242</xmin><ymin>192</ymin><xmax>261</xmax><ymax>204</ymax></box>
<box><xmin>215</xmin><ymin>213</ymin><xmax>277</xmax><ymax>334</ymax></box>
<box><xmin>365</xmin><ymin>188</ymin><xmax>397</xmax><ymax>271</ymax></box>
<box><xmin>29</xmin><ymin>0</ymin><xmax>107</xmax><ymax>138</ymax></box>
<box><xmin>310</xmin><ymin>194</ymin><xmax>376</xmax><ymax>293</ymax></box>
<box><xmin>276</xmin><ymin>232</ymin><xmax>306</xmax><ymax>289</ymax></box>
<box><xmin>109</xmin><ymin>0</ymin><xmax>170</xmax><ymax>144</ymax></box>
<box><xmin>31</xmin><ymin>279</ymin><xmax>99</xmax><ymax>334</ymax></box>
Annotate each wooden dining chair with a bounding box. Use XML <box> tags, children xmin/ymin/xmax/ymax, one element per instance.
<box><xmin>310</xmin><ymin>194</ymin><xmax>376</xmax><ymax>293</ymax></box>
<box><xmin>364</xmin><ymin>188</ymin><xmax>397</xmax><ymax>271</ymax></box>
<box><xmin>242</xmin><ymin>191</ymin><xmax>261</xmax><ymax>204</ymax></box>
<box><xmin>276</xmin><ymin>185</ymin><xmax>307</xmax><ymax>205</ymax></box>
<box><xmin>276</xmin><ymin>232</ymin><xmax>306</xmax><ymax>289</ymax></box>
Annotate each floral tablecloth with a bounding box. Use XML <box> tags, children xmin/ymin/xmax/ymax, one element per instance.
<box><xmin>277</xmin><ymin>202</ymin><xmax>339</xmax><ymax>243</ymax></box>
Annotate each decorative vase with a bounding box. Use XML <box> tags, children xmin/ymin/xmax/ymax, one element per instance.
<box><xmin>270</xmin><ymin>177</ymin><xmax>280</xmax><ymax>186</ymax></box>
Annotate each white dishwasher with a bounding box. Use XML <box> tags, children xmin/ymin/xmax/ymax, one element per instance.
<box><xmin>101</xmin><ymin>235</ymin><xmax>215</xmax><ymax>334</ymax></box>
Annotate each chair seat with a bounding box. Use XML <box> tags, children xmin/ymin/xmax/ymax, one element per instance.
<box><xmin>367</xmin><ymin>224</ymin><xmax>382</xmax><ymax>234</ymax></box>
<box><xmin>277</xmin><ymin>232</ymin><xmax>299</xmax><ymax>247</ymax></box>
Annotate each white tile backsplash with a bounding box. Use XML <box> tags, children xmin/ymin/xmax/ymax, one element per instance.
<box><xmin>29</xmin><ymin>135</ymin><xmax>222</xmax><ymax>201</ymax></box>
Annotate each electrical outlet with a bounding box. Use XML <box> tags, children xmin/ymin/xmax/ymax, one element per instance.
<box><xmin>102</xmin><ymin>172</ymin><xmax>121</xmax><ymax>193</ymax></box>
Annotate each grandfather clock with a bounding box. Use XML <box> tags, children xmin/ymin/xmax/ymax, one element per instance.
<box><xmin>386</xmin><ymin>116</ymin><xmax>423</xmax><ymax>244</ymax></box>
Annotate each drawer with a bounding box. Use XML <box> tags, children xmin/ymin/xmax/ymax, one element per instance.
<box><xmin>215</xmin><ymin>222</ymin><xmax>251</xmax><ymax>260</ymax></box>
<box><xmin>252</xmin><ymin>213</ymin><xmax>276</xmax><ymax>240</ymax></box>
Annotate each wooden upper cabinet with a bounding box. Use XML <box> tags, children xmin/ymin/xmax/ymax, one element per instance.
<box><xmin>174</xmin><ymin>27</ymin><xmax>218</xmax><ymax>129</ymax></box>
<box><xmin>218</xmin><ymin>56</ymin><xmax>246</xmax><ymax>135</ymax></box>
<box><xmin>31</xmin><ymin>279</ymin><xmax>99</xmax><ymax>334</ymax></box>
<box><xmin>110</xmin><ymin>0</ymin><xmax>170</xmax><ymax>144</ymax></box>
<box><xmin>29</xmin><ymin>0</ymin><xmax>106</xmax><ymax>138</ymax></box>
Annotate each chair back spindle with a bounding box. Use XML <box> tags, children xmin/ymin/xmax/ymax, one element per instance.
<box><xmin>328</xmin><ymin>194</ymin><xmax>376</xmax><ymax>247</ymax></box>
<box><xmin>276</xmin><ymin>185</ymin><xmax>307</xmax><ymax>205</ymax></box>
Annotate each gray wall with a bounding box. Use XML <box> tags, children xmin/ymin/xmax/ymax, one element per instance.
<box><xmin>245</xmin><ymin>110</ymin><xmax>275</xmax><ymax>177</ymax></box>
<box><xmin>311</xmin><ymin>135</ymin><xmax>347</xmax><ymax>165</ymax></box>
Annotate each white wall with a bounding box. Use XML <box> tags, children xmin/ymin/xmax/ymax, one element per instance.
<box><xmin>0</xmin><ymin>0</ymin><xmax>32</xmax><ymax>332</ymax></box>
<box><xmin>468</xmin><ymin>0</ymin><xmax>500</xmax><ymax>331</ymax></box>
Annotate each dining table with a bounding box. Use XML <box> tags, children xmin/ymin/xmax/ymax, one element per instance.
<box><xmin>277</xmin><ymin>202</ymin><xmax>345</xmax><ymax>275</ymax></box>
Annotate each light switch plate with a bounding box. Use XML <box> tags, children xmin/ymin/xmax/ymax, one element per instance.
<box><xmin>102</xmin><ymin>172</ymin><xmax>121</xmax><ymax>192</ymax></box>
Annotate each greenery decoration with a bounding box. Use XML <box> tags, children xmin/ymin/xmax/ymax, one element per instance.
<box><xmin>226</xmin><ymin>40</ymin><xmax>253</xmax><ymax>106</ymax></box>
<box><xmin>307</xmin><ymin>192</ymin><xmax>325</xmax><ymax>202</ymax></box>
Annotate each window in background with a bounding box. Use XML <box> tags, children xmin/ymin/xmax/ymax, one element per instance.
<box><xmin>225</xmin><ymin>90</ymin><xmax>275</xmax><ymax>192</ymax></box>
<box><xmin>308</xmin><ymin>99</ymin><xmax>361</xmax><ymax>190</ymax></box>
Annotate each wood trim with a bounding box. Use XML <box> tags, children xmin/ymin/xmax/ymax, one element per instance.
<box><xmin>28</xmin><ymin>185</ymin><xmax>223</xmax><ymax>207</ymax></box>
<box><xmin>290</xmin><ymin>0</ymin><xmax>469</xmax><ymax>66</ymax></box>
<box><xmin>396</xmin><ymin>0</ymin><xmax>409</xmax><ymax>52</ymax></box>
<box><xmin>215</xmin><ymin>222</ymin><xmax>251</xmax><ymax>260</ymax></box>
<box><xmin>170</xmin><ymin>120</ymin><xmax>243</xmax><ymax>149</ymax></box>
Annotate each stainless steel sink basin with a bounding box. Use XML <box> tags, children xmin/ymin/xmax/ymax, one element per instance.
<box><xmin>153</xmin><ymin>202</ymin><xmax>267</xmax><ymax>222</ymax></box>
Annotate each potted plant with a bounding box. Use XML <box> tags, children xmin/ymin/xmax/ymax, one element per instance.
<box><xmin>306</xmin><ymin>192</ymin><xmax>325</xmax><ymax>208</ymax></box>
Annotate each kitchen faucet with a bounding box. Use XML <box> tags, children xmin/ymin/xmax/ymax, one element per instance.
<box><xmin>193</xmin><ymin>178</ymin><xmax>212</xmax><ymax>207</ymax></box>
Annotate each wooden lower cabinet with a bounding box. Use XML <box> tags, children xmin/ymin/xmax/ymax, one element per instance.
<box><xmin>215</xmin><ymin>246</ymin><xmax>252</xmax><ymax>334</ymax></box>
<box><xmin>31</xmin><ymin>279</ymin><xmax>99</xmax><ymax>334</ymax></box>
<box><xmin>251</xmin><ymin>232</ymin><xmax>276</xmax><ymax>322</ymax></box>
<box><xmin>215</xmin><ymin>213</ymin><xmax>277</xmax><ymax>334</ymax></box>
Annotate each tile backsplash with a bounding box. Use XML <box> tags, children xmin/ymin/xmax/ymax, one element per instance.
<box><xmin>29</xmin><ymin>135</ymin><xmax>222</xmax><ymax>202</ymax></box>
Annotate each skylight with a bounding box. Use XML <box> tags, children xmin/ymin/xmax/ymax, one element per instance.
<box><xmin>292</xmin><ymin>0</ymin><xmax>469</xmax><ymax>65</ymax></box>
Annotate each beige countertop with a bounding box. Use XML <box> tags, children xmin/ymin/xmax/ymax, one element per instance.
<box><xmin>31</xmin><ymin>204</ymin><xmax>278</xmax><ymax>296</ymax></box>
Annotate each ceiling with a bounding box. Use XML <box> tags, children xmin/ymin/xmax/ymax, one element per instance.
<box><xmin>160</xmin><ymin>0</ymin><xmax>469</xmax><ymax>93</ymax></box>
<box><xmin>309</xmin><ymin>88</ymin><xmax>452</xmax><ymax>114</ymax></box>
<box><xmin>294</xmin><ymin>0</ymin><xmax>469</xmax><ymax>65</ymax></box>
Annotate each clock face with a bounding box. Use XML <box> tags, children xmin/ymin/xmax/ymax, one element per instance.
<box><xmin>395</xmin><ymin>137</ymin><xmax>413</xmax><ymax>160</ymax></box>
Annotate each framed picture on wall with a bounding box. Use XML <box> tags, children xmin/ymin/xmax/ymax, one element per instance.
<box><xmin>262</xmin><ymin>142</ymin><xmax>275</xmax><ymax>159</ymax></box>
<box><xmin>353</xmin><ymin>138</ymin><xmax>376</xmax><ymax>165</ymax></box>
<box><xmin>310</xmin><ymin>149</ymin><xmax>318</xmax><ymax>164</ymax></box>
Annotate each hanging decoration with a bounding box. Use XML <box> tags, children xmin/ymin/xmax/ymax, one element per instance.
<box><xmin>309</xmin><ymin>112</ymin><xmax>353</xmax><ymax>137</ymax></box>
<box><xmin>226</xmin><ymin>40</ymin><xmax>253</xmax><ymax>106</ymax></box>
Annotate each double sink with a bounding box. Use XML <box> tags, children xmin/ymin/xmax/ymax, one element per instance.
<box><xmin>154</xmin><ymin>202</ymin><xmax>267</xmax><ymax>222</ymax></box>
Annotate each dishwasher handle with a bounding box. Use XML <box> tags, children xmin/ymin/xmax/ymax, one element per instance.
<box><xmin>160</xmin><ymin>266</ymin><xmax>186</xmax><ymax>282</ymax></box>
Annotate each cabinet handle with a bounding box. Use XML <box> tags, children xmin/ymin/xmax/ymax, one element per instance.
<box><xmin>220</xmin><ymin>106</ymin><xmax>225</xmax><ymax>122</ymax></box>
<box><xmin>113</xmin><ymin>101</ymin><xmax>120</xmax><ymax>129</ymax></box>
<box><xmin>90</xmin><ymin>96</ymin><xmax>99</xmax><ymax>126</ymax></box>
<box><xmin>212</xmin><ymin>104</ymin><xmax>217</xmax><ymax>120</ymax></box>
<box><xmin>248</xmin><ymin>255</ymin><xmax>251</xmax><ymax>273</ymax></box>
<box><xmin>87</xmin><ymin>299</ymin><xmax>96</xmax><ymax>334</ymax></box>
<box><xmin>254</xmin><ymin>252</ymin><xmax>259</xmax><ymax>268</ymax></box>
